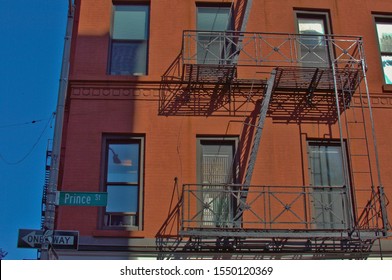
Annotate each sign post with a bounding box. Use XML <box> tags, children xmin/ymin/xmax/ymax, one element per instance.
<box><xmin>57</xmin><ymin>191</ymin><xmax>107</xmax><ymax>206</ymax></box>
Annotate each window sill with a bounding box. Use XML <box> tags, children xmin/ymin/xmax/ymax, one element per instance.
<box><xmin>92</xmin><ymin>230</ymin><xmax>144</xmax><ymax>238</ymax></box>
<box><xmin>382</xmin><ymin>84</ymin><xmax>392</xmax><ymax>92</ymax></box>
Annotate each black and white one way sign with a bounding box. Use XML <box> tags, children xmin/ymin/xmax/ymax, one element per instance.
<box><xmin>18</xmin><ymin>229</ymin><xmax>79</xmax><ymax>249</ymax></box>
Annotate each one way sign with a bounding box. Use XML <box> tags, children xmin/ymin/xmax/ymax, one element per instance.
<box><xmin>18</xmin><ymin>229</ymin><xmax>79</xmax><ymax>249</ymax></box>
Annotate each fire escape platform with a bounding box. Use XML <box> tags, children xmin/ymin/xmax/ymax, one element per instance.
<box><xmin>273</xmin><ymin>66</ymin><xmax>363</xmax><ymax>94</ymax></box>
<box><xmin>179</xmin><ymin>228</ymin><xmax>384</xmax><ymax>240</ymax></box>
<box><xmin>181</xmin><ymin>64</ymin><xmax>363</xmax><ymax>96</ymax></box>
<box><xmin>182</xmin><ymin>64</ymin><xmax>268</xmax><ymax>88</ymax></box>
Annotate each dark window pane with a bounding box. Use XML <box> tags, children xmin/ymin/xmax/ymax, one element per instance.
<box><xmin>106</xmin><ymin>185</ymin><xmax>139</xmax><ymax>213</ymax></box>
<box><xmin>105</xmin><ymin>213</ymin><xmax>137</xmax><ymax>227</ymax></box>
<box><xmin>196</xmin><ymin>7</ymin><xmax>232</xmax><ymax>65</ymax></box>
<box><xmin>113</xmin><ymin>5</ymin><xmax>149</xmax><ymax>40</ymax></box>
<box><xmin>197</xmin><ymin>7</ymin><xmax>231</xmax><ymax>31</ymax></box>
<box><xmin>110</xmin><ymin>41</ymin><xmax>147</xmax><ymax>75</ymax></box>
<box><xmin>107</xmin><ymin>143</ymin><xmax>139</xmax><ymax>183</ymax></box>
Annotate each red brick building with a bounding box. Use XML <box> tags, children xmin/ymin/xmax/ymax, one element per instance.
<box><xmin>42</xmin><ymin>0</ymin><xmax>392</xmax><ymax>259</ymax></box>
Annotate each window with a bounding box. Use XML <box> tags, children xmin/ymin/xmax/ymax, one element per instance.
<box><xmin>196</xmin><ymin>138</ymin><xmax>237</xmax><ymax>227</ymax></box>
<box><xmin>109</xmin><ymin>4</ymin><xmax>149</xmax><ymax>75</ymax></box>
<box><xmin>197</xmin><ymin>6</ymin><xmax>232</xmax><ymax>64</ymax></box>
<box><xmin>308</xmin><ymin>141</ymin><xmax>349</xmax><ymax>229</ymax></box>
<box><xmin>102</xmin><ymin>136</ymin><xmax>144</xmax><ymax>229</ymax></box>
<box><xmin>375</xmin><ymin>19</ymin><xmax>392</xmax><ymax>84</ymax></box>
<box><xmin>296</xmin><ymin>12</ymin><xmax>331</xmax><ymax>67</ymax></box>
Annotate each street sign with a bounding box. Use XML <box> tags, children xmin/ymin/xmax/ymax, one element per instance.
<box><xmin>17</xmin><ymin>229</ymin><xmax>79</xmax><ymax>249</ymax></box>
<box><xmin>57</xmin><ymin>191</ymin><xmax>107</xmax><ymax>206</ymax></box>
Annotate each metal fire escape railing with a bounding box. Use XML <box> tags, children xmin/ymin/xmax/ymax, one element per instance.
<box><xmin>182</xmin><ymin>30</ymin><xmax>363</xmax><ymax>68</ymax></box>
<box><xmin>180</xmin><ymin>184</ymin><xmax>384</xmax><ymax>237</ymax></box>
<box><xmin>173</xmin><ymin>31</ymin><xmax>390</xmax><ymax>248</ymax></box>
<box><xmin>180</xmin><ymin>183</ymin><xmax>389</xmax><ymax>235</ymax></box>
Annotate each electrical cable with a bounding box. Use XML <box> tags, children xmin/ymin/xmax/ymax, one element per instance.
<box><xmin>0</xmin><ymin>112</ymin><xmax>55</xmax><ymax>165</ymax></box>
<box><xmin>0</xmin><ymin>117</ymin><xmax>52</xmax><ymax>129</ymax></box>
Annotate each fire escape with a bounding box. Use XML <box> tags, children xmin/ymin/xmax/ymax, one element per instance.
<box><xmin>157</xmin><ymin>5</ymin><xmax>390</xmax><ymax>259</ymax></box>
<box><xmin>41</xmin><ymin>139</ymin><xmax>53</xmax><ymax>230</ymax></box>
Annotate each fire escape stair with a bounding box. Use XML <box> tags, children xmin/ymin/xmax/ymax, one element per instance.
<box><xmin>232</xmin><ymin>70</ymin><xmax>277</xmax><ymax>226</ymax></box>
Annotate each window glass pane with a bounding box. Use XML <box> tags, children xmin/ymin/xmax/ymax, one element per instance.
<box><xmin>196</xmin><ymin>7</ymin><xmax>231</xmax><ymax>64</ymax></box>
<box><xmin>197</xmin><ymin>7</ymin><xmax>231</xmax><ymax>31</ymax></box>
<box><xmin>376</xmin><ymin>23</ymin><xmax>392</xmax><ymax>53</ymax></box>
<box><xmin>107</xmin><ymin>143</ymin><xmax>139</xmax><ymax>183</ymax></box>
<box><xmin>297</xmin><ymin>16</ymin><xmax>328</xmax><ymax>67</ymax></box>
<box><xmin>110</xmin><ymin>41</ymin><xmax>147</xmax><ymax>75</ymax></box>
<box><xmin>382</xmin><ymin>55</ymin><xmax>392</xmax><ymax>84</ymax></box>
<box><xmin>309</xmin><ymin>145</ymin><xmax>344</xmax><ymax>186</ymax></box>
<box><xmin>201</xmin><ymin>142</ymin><xmax>233</xmax><ymax>184</ymax></box>
<box><xmin>298</xmin><ymin>18</ymin><xmax>325</xmax><ymax>35</ymax></box>
<box><xmin>196</xmin><ymin>38</ymin><xmax>224</xmax><ymax>64</ymax></box>
<box><xmin>298</xmin><ymin>17</ymin><xmax>326</xmax><ymax>47</ymax></box>
<box><xmin>113</xmin><ymin>5</ymin><xmax>148</xmax><ymax>40</ymax></box>
<box><xmin>106</xmin><ymin>185</ymin><xmax>139</xmax><ymax>213</ymax></box>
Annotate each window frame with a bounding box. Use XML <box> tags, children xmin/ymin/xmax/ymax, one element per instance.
<box><xmin>100</xmin><ymin>134</ymin><xmax>144</xmax><ymax>230</ymax></box>
<box><xmin>196</xmin><ymin>4</ymin><xmax>233</xmax><ymax>65</ymax></box>
<box><xmin>306</xmin><ymin>139</ymin><xmax>351</xmax><ymax>229</ymax></box>
<box><xmin>294</xmin><ymin>10</ymin><xmax>332</xmax><ymax>67</ymax></box>
<box><xmin>196</xmin><ymin>137</ymin><xmax>239</xmax><ymax>184</ymax></box>
<box><xmin>108</xmin><ymin>3</ymin><xmax>150</xmax><ymax>76</ymax></box>
<box><xmin>374</xmin><ymin>16</ymin><xmax>392</xmax><ymax>85</ymax></box>
<box><xmin>196</xmin><ymin>136</ymin><xmax>239</xmax><ymax>227</ymax></box>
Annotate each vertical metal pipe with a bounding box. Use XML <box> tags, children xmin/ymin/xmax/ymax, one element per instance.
<box><xmin>40</xmin><ymin>2</ymin><xmax>74</xmax><ymax>260</ymax></box>
<box><xmin>329</xmin><ymin>40</ymin><xmax>355</xmax><ymax>230</ymax></box>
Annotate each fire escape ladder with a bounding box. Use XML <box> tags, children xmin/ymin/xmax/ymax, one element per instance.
<box><xmin>338</xmin><ymin>60</ymin><xmax>391</xmax><ymax>237</ymax></box>
<box><xmin>349</xmin><ymin>61</ymin><xmax>391</xmax><ymax>236</ymax></box>
<box><xmin>41</xmin><ymin>140</ymin><xmax>53</xmax><ymax>230</ymax></box>
<box><xmin>233</xmin><ymin>70</ymin><xmax>276</xmax><ymax>225</ymax></box>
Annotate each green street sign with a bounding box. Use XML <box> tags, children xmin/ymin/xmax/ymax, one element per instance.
<box><xmin>57</xmin><ymin>191</ymin><xmax>107</xmax><ymax>206</ymax></box>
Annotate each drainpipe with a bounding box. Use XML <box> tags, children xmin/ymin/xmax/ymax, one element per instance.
<box><xmin>40</xmin><ymin>1</ymin><xmax>74</xmax><ymax>260</ymax></box>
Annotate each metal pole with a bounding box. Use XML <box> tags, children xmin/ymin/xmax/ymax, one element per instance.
<box><xmin>359</xmin><ymin>45</ymin><xmax>390</xmax><ymax>233</ymax></box>
<box><xmin>329</xmin><ymin>45</ymin><xmax>355</xmax><ymax>230</ymax></box>
<box><xmin>40</xmin><ymin>2</ymin><xmax>74</xmax><ymax>260</ymax></box>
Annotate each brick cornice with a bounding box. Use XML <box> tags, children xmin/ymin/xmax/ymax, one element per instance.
<box><xmin>69</xmin><ymin>80</ymin><xmax>160</xmax><ymax>100</ymax></box>
<box><xmin>68</xmin><ymin>80</ymin><xmax>392</xmax><ymax>108</ymax></box>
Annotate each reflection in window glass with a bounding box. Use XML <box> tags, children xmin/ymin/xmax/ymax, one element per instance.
<box><xmin>381</xmin><ymin>56</ymin><xmax>392</xmax><ymax>84</ymax></box>
<box><xmin>197</xmin><ymin>6</ymin><xmax>232</xmax><ymax>64</ymax></box>
<box><xmin>376</xmin><ymin>23</ymin><xmax>392</xmax><ymax>53</ymax></box>
<box><xmin>110</xmin><ymin>5</ymin><xmax>149</xmax><ymax>75</ymax></box>
<box><xmin>376</xmin><ymin>21</ymin><xmax>392</xmax><ymax>84</ymax></box>
<box><xmin>197</xmin><ymin>7</ymin><xmax>231</xmax><ymax>31</ymax></box>
<box><xmin>298</xmin><ymin>18</ymin><xmax>325</xmax><ymax>35</ymax></box>
<box><xmin>103</xmin><ymin>138</ymin><xmax>143</xmax><ymax>228</ymax></box>
<box><xmin>106</xmin><ymin>185</ymin><xmax>138</xmax><ymax>213</ymax></box>
<box><xmin>297</xmin><ymin>14</ymin><xmax>329</xmax><ymax>67</ymax></box>
<box><xmin>113</xmin><ymin>6</ymin><xmax>148</xmax><ymax>40</ymax></box>
<box><xmin>107</xmin><ymin>143</ymin><xmax>139</xmax><ymax>183</ymax></box>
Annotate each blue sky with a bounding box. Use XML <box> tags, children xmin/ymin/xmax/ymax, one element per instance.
<box><xmin>0</xmin><ymin>0</ymin><xmax>68</xmax><ymax>259</ymax></box>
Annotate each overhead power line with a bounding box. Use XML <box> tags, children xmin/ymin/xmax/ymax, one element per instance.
<box><xmin>0</xmin><ymin>112</ymin><xmax>55</xmax><ymax>165</ymax></box>
<box><xmin>0</xmin><ymin>116</ymin><xmax>53</xmax><ymax>129</ymax></box>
